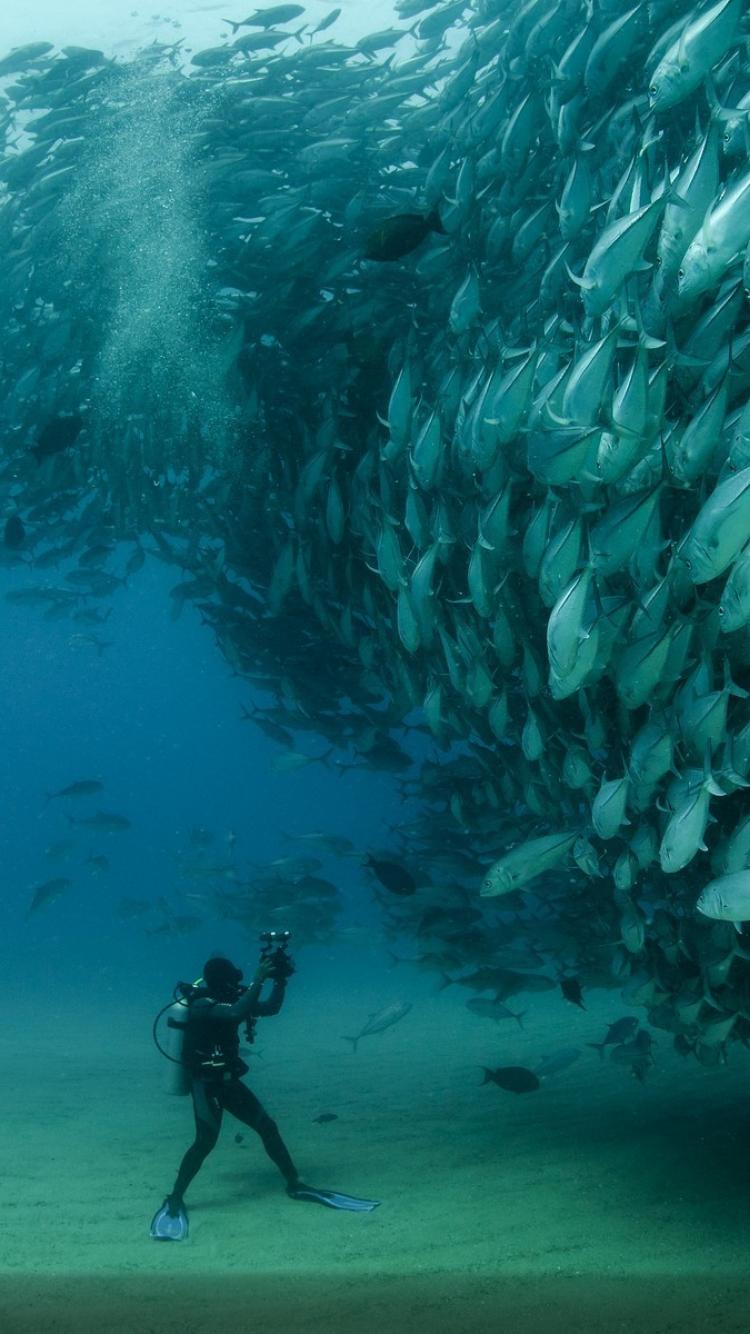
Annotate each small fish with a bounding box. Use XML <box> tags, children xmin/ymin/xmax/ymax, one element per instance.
<box><xmin>560</xmin><ymin>976</ymin><xmax>585</xmax><ymax>1010</ymax></box>
<box><xmin>342</xmin><ymin>1001</ymin><xmax>412</xmax><ymax>1052</ymax></box>
<box><xmin>364</xmin><ymin>855</ymin><xmax>417</xmax><ymax>896</ymax></box>
<box><xmin>273</xmin><ymin>749</ymin><xmax>332</xmax><ymax>774</ymax></box>
<box><xmin>117</xmin><ymin>897</ymin><xmax>151</xmax><ymax>919</ymax></box>
<box><xmin>3</xmin><ymin>515</ymin><xmax>25</xmax><ymax>548</ymax></box>
<box><xmin>466</xmin><ymin>998</ymin><xmax>525</xmax><ymax>1029</ymax></box>
<box><xmin>188</xmin><ymin>826</ymin><xmax>215</xmax><ymax>847</ymax></box>
<box><xmin>27</xmin><ymin>877</ymin><xmax>73</xmax><ymax>915</ymax></box>
<box><xmin>31</xmin><ymin>414</ymin><xmax>83</xmax><ymax>463</ymax></box>
<box><xmin>86</xmin><ymin>854</ymin><xmax>110</xmax><ymax>875</ymax></box>
<box><xmin>480</xmin><ymin>1066</ymin><xmax>540</xmax><ymax>1094</ymax></box>
<box><xmin>534</xmin><ymin>1048</ymin><xmax>582</xmax><ymax>1080</ymax></box>
<box><xmin>46</xmin><ymin>779</ymin><xmax>103</xmax><ymax>802</ymax></box>
<box><xmin>312</xmin><ymin>1112</ymin><xmax>338</xmax><ymax>1123</ymax></box>
<box><xmin>44</xmin><ymin>839</ymin><xmax>75</xmax><ymax>860</ymax></box>
<box><xmin>223</xmin><ymin>5</ymin><xmax>305</xmax><ymax>34</ymax></box>
<box><xmin>587</xmin><ymin>1017</ymin><xmax>639</xmax><ymax>1058</ymax></box>
<box><xmin>364</xmin><ymin>209</ymin><xmax>445</xmax><ymax>262</ymax></box>
<box><xmin>67</xmin><ymin>810</ymin><xmax>131</xmax><ymax>833</ymax></box>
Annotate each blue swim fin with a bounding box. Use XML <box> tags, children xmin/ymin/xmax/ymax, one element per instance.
<box><xmin>288</xmin><ymin>1184</ymin><xmax>381</xmax><ymax>1212</ymax></box>
<box><xmin>150</xmin><ymin>1196</ymin><xmax>189</xmax><ymax>1240</ymax></box>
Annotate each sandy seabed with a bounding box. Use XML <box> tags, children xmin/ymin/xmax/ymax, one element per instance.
<box><xmin>2</xmin><ymin>980</ymin><xmax>749</xmax><ymax>1334</ymax></box>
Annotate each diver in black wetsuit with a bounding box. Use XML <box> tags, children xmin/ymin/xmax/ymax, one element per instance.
<box><xmin>163</xmin><ymin>953</ymin><xmax>298</xmax><ymax>1226</ymax></box>
<box><xmin>150</xmin><ymin>941</ymin><xmax>381</xmax><ymax>1240</ymax></box>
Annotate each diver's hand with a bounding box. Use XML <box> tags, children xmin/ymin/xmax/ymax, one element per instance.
<box><xmin>252</xmin><ymin>957</ymin><xmax>276</xmax><ymax>986</ymax></box>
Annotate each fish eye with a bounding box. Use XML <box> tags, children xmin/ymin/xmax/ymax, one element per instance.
<box><xmin>677</xmin><ymin>268</ymin><xmax>685</xmax><ymax>279</ymax></box>
<box><xmin>718</xmin><ymin>605</ymin><xmax>725</xmax><ymax>616</ymax></box>
<box><xmin>649</xmin><ymin>85</ymin><xmax>657</xmax><ymax>98</ymax></box>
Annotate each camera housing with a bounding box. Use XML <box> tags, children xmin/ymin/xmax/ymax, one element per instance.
<box><xmin>259</xmin><ymin>929</ymin><xmax>295</xmax><ymax>981</ymax></box>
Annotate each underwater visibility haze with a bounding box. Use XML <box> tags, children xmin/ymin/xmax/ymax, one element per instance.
<box><xmin>5</xmin><ymin>0</ymin><xmax>750</xmax><ymax>1330</ymax></box>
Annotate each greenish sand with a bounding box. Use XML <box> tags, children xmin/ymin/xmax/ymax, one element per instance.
<box><xmin>2</xmin><ymin>981</ymin><xmax>749</xmax><ymax>1333</ymax></box>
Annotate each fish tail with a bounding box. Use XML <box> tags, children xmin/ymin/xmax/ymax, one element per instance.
<box><xmin>514</xmin><ymin>1011</ymin><xmax>527</xmax><ymax>1030</ymax></box>
<box><xmin>426</xmin><ymin>207</ymin><xmax>445</xmax><ymax>235</ymax></box>
<box><xmin>435</xmin><ymin>971</ymin><xmax>454</xmax><ymax>992</ymax></box>
<box><xmin>586</xmin><ymin>1041</ymin><xmax>605</xmax><ymax>1059</ymax></box>
<box><xmin>341</xmin><ymin>1035</ymin><xmax>359</xmax><ymax>1052</ymax></box>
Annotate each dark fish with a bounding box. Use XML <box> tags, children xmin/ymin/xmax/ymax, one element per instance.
<box><xmin>3</xmin><ymin>514</ymin><xmax>25</xmax><ymax>548</ymax></box>
<box><xmin>364</xmin><ymin>854</ymin><xmax>417</xmax><ymax>896</ymax></box>
<box><xmin>342</xmin><ymin>1000</ymin><xmax>412</xmax><ymax>1051</ymax></box>
<box><xmin>67</xmin><ymin>810</ymin><xmax>131</xmax><ymax>832</ymax></box>
<box><xmin>188</xmin><ymin>826</ymin><xmax>215</xmax><ymax>848</ymax></box>
<box><xmin>466</xmin><ymin>998</ymin><xmax>525</xmax><ymax>1029</ymax></box>
<box><xmin>44</xmin><ymin>839</ymin><xmax>75</xmax><ymax>860</ymax></box>
<box><xmin>31</xmin><ymin>414</ymin><xmax>83</xmax><ymax>462</ymax></box>
<box><xmin>224</xmin><ymin>5</ymin><xmax>305</xmax><ymax>33</ymax></box>
<box><xmin>481</xmin><ymin>1066</ymin><xmax>540</xmax><ymax>1094</ymax></box>
<box><xmin>363</xmin><ymin>209</ymin><xmax>445</xmax><ymax>261</ymax></box>
<box><xmin>46</xmin><ymin>779</ymin><xmax>104</xmax><ymax>802</ymax></box>
<box><xmin>86</xmin><ymin>854</ymin><xmax>110</xmax><ymax>875</ymax></box>
<box><xmin>587</xmin><ymin>1016</ymin><xmax>639</xmax><ymax>1058</ymax></box>
<box><xmin>673</xmin><ymin>1034</ymin><xmax>695</xmax><ymax>1058</ymax></box>
<box><xmin>27</xmin><ymin>877</ymin><xmax>73</xmax><ymax>915</ymax></box>
<box><xmin>312</xmin><ymin>1112</ymin><xmax>338</xmax><ymax>1123</ymax></box>
<box><xmin>146</xmin><ymin>914</ymin><xmax>203</xmax><ymax>936</ymax></box>
<box><xmin>611</xmin><ymin>1034</ymin><xmax>655</xmax><ymax>1083</ymax></box>
<box><xmin>117</xmin><ymin>897</ymin><xmax>151</xmax><ymax>919</ymax></box>
<box><xmin>241</xmin><ymin>702</ymin><xmax>294</xmax><ymax>746</ymax></box>
<box><xmin>560</xmin><ymin>976</ymin><xmax>585</xmax><ymax>1009</ymax></box>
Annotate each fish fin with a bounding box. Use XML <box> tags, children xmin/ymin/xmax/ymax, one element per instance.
<box><xmin>341</xmin><ymin>1036</ymin><xmax>359</xmax><ymax>1051</ymax></box>
<box><xmin>565</xmin><ymin>262</ymin><xmax>594</xmax><ymax>290</ymax></box>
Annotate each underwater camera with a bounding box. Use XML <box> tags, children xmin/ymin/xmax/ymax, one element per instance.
<box><xmin>259</xmin><ymin>929</ymin><xmax>295</xmax><ymax>980</ymax></box>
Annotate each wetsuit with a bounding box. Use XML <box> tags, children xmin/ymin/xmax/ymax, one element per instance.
<box><xmin>170</xmin><ymin>978</ymin><xmax>299</xmax><ymax>1202</ymax></box>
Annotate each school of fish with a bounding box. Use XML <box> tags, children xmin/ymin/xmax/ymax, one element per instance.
<box><xmin>4</xmin><ymin>0</ymin><xmax>750</xmax><ymax>1073</ymax></box>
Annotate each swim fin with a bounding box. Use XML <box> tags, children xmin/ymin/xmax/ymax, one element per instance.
<box><xmin>287</xmin><ymin>1183</ymin><xmax>381</xmax><ymax>1212</ymax></box>
<box><xmin>149</xmin><ymin>1196</ymin><xmax>189</xmax><ymax>1241</ymax></box>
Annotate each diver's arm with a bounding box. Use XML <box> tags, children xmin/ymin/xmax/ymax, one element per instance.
<box><xmin>190</xmin><ymin>984</ymin><xmax>262</xmax><ymax>1024</ymax></box>
<box><xmin>191</xmin><ymin>959</ymin><xmax>275</xmax><ymax>1022</ymax></box>
<box><xmin>253</xmin><ymin>978</ymin><xmax>287</xmax><ymax>1017</ymax></box>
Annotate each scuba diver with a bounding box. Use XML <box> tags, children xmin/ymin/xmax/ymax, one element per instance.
<box><xmin>150</xmin><ymin>933</ymin><xmax>380</xmax><ymax>1240</ymax></box>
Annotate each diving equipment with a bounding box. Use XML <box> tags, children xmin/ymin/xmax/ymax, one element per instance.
<box><xmin>149</xmin><ymin>1196</ymin><xmax>189</xmax><ymax>1241</ymax></box>
<box><xmin>287</xmin><ymin>1184</ymin><xmax>381</xmax><ymax>1211</ymax></box>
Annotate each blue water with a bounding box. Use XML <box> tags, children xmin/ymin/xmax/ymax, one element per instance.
<box><xmin>0</xmin><ymin>553</ymin><xmax>403</xmax><ymax>998</ymax></box>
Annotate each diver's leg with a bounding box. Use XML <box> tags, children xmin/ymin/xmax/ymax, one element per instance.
<box><xmin>220</xmin><ymin>1080</ymin><xmax>299</xmax><ymax>1188</ymax></box>
<box><xmin>170</xmin><ymin>1079</ymin><xmax>223</xmax><ymax>1203</ymax></box>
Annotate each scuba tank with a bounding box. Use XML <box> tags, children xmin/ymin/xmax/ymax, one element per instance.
<box><xmin>152</xmin><ymin>982</ymin><xmax>198</xmax><ymax>1097</ymax></box>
